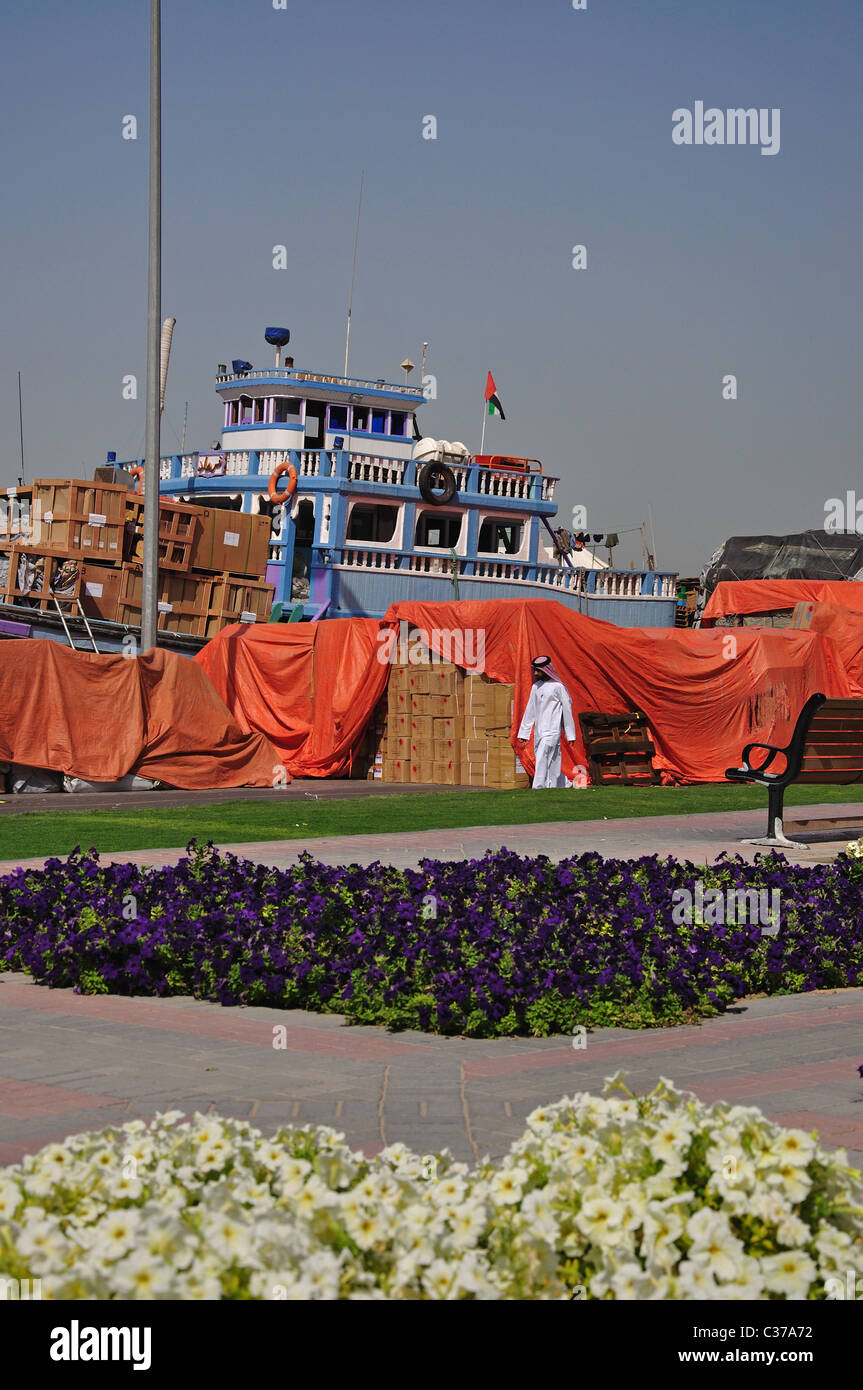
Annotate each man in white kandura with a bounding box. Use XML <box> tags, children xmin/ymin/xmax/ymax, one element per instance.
<box><xmin>517</xmin><ymin>654</ymin><xmax>577</xmax><ymax>789</ymax></box>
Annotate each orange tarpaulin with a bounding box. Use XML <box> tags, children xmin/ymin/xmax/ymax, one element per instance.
<box><xmin>196</xmin><ymin>600</ymin><xmax>851</xmax><ymax>784</ymax></box>
<box><xmin>791</xmin><ymin>601</ymin><xmax>863</xmax><ymax>698</ymax></box>
<box><xmin>195</xmin><ymin>618</ymin><xmax>390</xmax><ymax>779</ymax></box>
<box><xmin>0</xmin><ymin>641</ymin><xmax>283</xmax><ymax>788</ymax></box>
<box><xmin>384</xmin><ymin>599</ymin><xmax>850</xmax><ymax>783</ymax></box>
<box><xmin>702</xmin><ymin>579</ymin><xmax>863</xmax><ymax>625</ymax></box>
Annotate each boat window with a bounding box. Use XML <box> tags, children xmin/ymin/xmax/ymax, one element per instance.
<box><xmin>239</xmin><ymin>395</ymin><xmax>254</xmax><ymax>425</ymax></box>
<box><xmin>273</xmin><ymin>397</ymin><xmax>303</xmax><ymax>423</ymax></box>
<box><xmin>294</xmin><ymin>499</ymin><xmax>315</xmax><ymax>547</ymax></box>
<box><xmin>352</xmin><ymin>406</ymin><xmax>368</xmax><ymax>431</ymax></box>
<box><xmin>329</xmin><ymin>404</ymin><xmax>348</xmax><ymax>430</ymax></box>
<box><xmin>226</xmin><ymin>401</ymin><xmax>239</xmax><ymax>425</ymax></box>
<box><xmin>253</xmin><ymin>398</ymin><xmax>266</xmax><ymax>423</ymax></box>
<box><xmin>390</xmin><ymin>411</ymin><xmax>406</xmax><ymax>437</ymax></box>
<box><xmin>415</xmin><ymin>511</ymin><xmax>462</xmax><ymax>549</ymax></box>
<box><xmin>478</xmin><ymin>518</ymin><xmax>524</xmax><ymax>555</ymax></box>
<box><xmin>346</xmin><ymin>504</ymin><xmax>399</xmax><ymax>544</ymax></box>
<box><xmin>371</xmin><ymin>408</ymin><xmax>387</xmax><ymax>434</ymax></box>
<box><xmin>180</xmin><ymin>493</ymin><xmax>243</xmax><ymax>512</ymax></box>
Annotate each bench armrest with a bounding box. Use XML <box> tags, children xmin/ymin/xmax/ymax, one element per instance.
<box><xmin>739</xmin><ymin>741</ymin><xmax>786</xmax><ymax>775</ymax></box>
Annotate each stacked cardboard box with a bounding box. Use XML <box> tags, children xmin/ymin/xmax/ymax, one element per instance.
<box><xmin>360</xmin><ymin>635</ymin><xmax>529</xmax><ymax>790</ymax></box>
<box><xmin>353</xmin><ymin>695</ymin><xmax>389</xmax><ymax>779</ymax></box>
<box><xmin>460</xmin><ymin>674</ymin><xmax>529</xmax><ymax>788</ymax></box>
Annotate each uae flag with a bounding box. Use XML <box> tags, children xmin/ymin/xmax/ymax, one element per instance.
<box><xmin>485</xmin><ymin>371</ymin><xmax>505</xmax><ymax>420</ymax></box>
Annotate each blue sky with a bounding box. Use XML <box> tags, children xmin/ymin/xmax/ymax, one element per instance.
<box><xmin>2</xmin><ymin>0</ymin><xmax>861</xmax><ymax>573</ymax></box>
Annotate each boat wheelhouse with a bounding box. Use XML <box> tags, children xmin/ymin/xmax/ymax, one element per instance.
<box><xmin>141</xmin><ymin>347</ymin><xmax>678</xmax><ymax>628</ymax></box>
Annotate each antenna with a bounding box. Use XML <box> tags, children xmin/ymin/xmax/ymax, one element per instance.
<box><xmin>17</xmin><ymin>371</ymin><xmax>24</xmax><ymax>483</ymax></box>
<box><xmin>344</xmin><ymin>171</ymin><xmax>364</xmax><ymax>377</ymax></box>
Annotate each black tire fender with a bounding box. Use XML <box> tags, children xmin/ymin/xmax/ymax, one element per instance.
<box><xmin>417</xmin><ymin>461</ymin><xmax>457</xmax><ymax>505</ymax></box>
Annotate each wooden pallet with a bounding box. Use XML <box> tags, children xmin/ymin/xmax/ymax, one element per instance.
<box><xmin>579</xmin><ymin>710</ymin><xmax>660</xmax><ymax>786</ymax></box>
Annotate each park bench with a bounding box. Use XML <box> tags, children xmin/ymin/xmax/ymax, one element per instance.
<box><xmin>725</xmin><ymin>694</ymin><xmax>863</xmax><ymax>847</ymax></box>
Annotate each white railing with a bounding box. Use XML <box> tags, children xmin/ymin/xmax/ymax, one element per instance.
<box><xmin>332</xmin><ymin>548</ymin><xmax>676</xmax><ymax>600</ymax></box>
<box><xmin>407</xmin><ymin>554</ymin><xmax>453</xmax><ymax>575</ymax></box>
<box><xmin>215</xmin><ymin>367</ymin><xmax>423</xmax><ymax>399</ymax></box>
<box><xmin>342</xmin><ymin>547</ymin><xmax>401</xmax><ymax>570</ymax></box>
<box><xmin>474</xmin><ymin>559</ymin><xmax>529</xmax><ymax>580</ymax></box>
<box><xmin>476</xmin><ymin>470</ymin><xmax>532</xmax><ymax>499</ymax></box>
<box><xmin>348</xmin><ymin>454</ymin><xmax>408</xmax><ymax>485</ymax></box>
<box><xmin>156</xmin><ymin>449</ymin><xmax>562</xmax><ymax>506</ymax></box>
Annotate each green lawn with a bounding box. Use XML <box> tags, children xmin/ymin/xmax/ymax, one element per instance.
<box><xmin>2</xmin><ymin>783</ymin><xmax>863</xmax><ymax>861</ymax></box>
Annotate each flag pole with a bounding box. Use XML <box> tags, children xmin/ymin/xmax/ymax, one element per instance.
<box><xmin>480</xmin><ymin>398</ymin><xmax>487</xmax><ymax>456</ymax></box>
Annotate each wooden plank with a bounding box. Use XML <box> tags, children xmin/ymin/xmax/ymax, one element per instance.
<box><xmin>802</xmin><ymin>744</ymin><xmax>863</xmax><ymax>756</ymax></box>
<box><xmin>795</xmin><ymin>770</ymin><xmax>863</xmax><ymax>784</ymax></box>
<box><xmin>586</xmin><ymin>740</ymin><xmax>655</xmax><ymax>756</ymax></box>
<box><xmin>794</xmin><ymin>750</ymin><xmax>861</xmax><ymax>761</ymax></box>
<box><xmin>805</xmin><ymin>723</ymin><xmax>863</xmax><ymax>731</ymax></box>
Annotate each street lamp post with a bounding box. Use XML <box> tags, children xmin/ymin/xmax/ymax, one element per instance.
<box><xmin>140</xmin><ymin>0</ymin><xmax>161</xmax><ymax>652</ymax></box>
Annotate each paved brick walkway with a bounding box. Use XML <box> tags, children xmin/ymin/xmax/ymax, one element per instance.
<box><xmin>1</xmin><ymin>973</ymin><xmax>861</xmax><ymax>1169</ymax></box>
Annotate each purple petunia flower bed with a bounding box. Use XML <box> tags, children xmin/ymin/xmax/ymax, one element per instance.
<box><xmin>1</xmin><ymin>842</ymin><xmax>862</xmax><ymax>1036</ymax></box>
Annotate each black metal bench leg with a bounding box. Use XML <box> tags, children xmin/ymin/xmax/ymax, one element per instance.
<box><xmin>744</xmin><ymin>784</ymin><xmax>807</xmax><ymax>849</ymax></box>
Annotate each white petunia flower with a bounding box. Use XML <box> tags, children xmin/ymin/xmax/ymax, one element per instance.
<box><xmin>488</xmin><ymin>1167</ymin><xmax>529</xmax><ymax>1206</ymax></box>
<box><xmin>576</xmin><ymin>1193</ymin><xmax>624</xmax><ymax>1245</ymax></box>
<box><xmin>760</xmin><ymin>1250</ymin><xmax>818</xmax><ymax>1299</ymax></box>
<box><xmin>0</xmin><ymin>1178</ymin><xmax>22</xmax><ymax>1219</ymax></box>
<box><xmin>111</xmin><ymin>1248</ymin><xmax>176</xmax><ymax>1298</ymax></box>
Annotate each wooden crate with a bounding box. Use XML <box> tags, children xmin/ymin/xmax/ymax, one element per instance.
<box><xmin>79</xmin><ymin>563</ymin><xmax>123</xmax><ymax>621</ymax></box>
<box><xmin>117</xmin><ymin>563</ymin><xmax>212</xmax><ymax>637</ymax></box>
<box><xmin>202</xmin><ymin>574</ymin><xmax>274</xmax><ymax>638</ymax></box>
<box><xmin>203</xmin><ymin>511</ymin><xmax>273</xmax><ymax>579</ymax></box>
<box><xmin>1</xmin><ymin>548</ymin><xmax>120</xmax><ymax>621</ymax></box>
<box><xmin>578</xmin><ymin>711</ymin><xmax>660</xmax><ymax>786</ymax></box>
<box><xmin>124</xmin><ymin>498</ymin><xmax>209</xmax><ymax>572</ymax></box>
<box><xmin>3</xmin><ymin>548</ymin><xmax>83</xmax><ymax>611</ymax></box>
<box><xmin>31</xmin><ymin>479</ymin><xmax>127</xmax><ymax>563</ymax></box>
<box><xmin>1</xmin><ymin>486</ymin><xmax>32</xmax><ymax>545</ymax></box>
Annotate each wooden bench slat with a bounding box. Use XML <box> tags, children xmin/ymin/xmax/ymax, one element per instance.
<box><xmin>806</xmin><ymin>722</ymin><xmax>861</xmax><ymax>733</ymax></box>
<box><xmin>800</xmin><ymin>760</ymin><xmax>863</xmax><ymax>772</ymax></box>
<box><xmin>795</xmin><ymin>770</ymin><xmax>863</xmax><ymax>783</ymax></box>
<box><xmin>805</xmin><ymin>733</ymin><xmax>863</xmax><ymax>742</ymax></box>
<box><xmin>803</xmin><ymin>739</ymin><xmax>863</xmax><ymax>752</ymax></box>
<box><xmin>804</xmin><ymin>748</ymin><xmax>863</xmax><ymax>757</ymax></box>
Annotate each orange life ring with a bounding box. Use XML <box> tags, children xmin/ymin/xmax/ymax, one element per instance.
<box><xmin>268</xmin><ymin>460</ymin><xmax>298</xmax><ymax>504</ymax></box>
<box><xmin>129</xmin><ymin>466</ymin><xmax>145</xmax><ymax>494</ymax></box>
